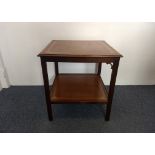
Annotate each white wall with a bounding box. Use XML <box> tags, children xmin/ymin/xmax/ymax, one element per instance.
<box><xmin>0</xmin><ymin>22</ymin><xmax>155</xmax><ymax>85</ymax></box>
<box><xmin>0</xmin><ymin>49</ymin><xmax>10</xmax><ymax>88</ymax></box>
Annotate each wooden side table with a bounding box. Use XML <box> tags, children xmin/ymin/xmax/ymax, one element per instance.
<box><xmin>38</xmin><ymin>40</ymin><xmax>122</xmax><ymax>121</ymax></box>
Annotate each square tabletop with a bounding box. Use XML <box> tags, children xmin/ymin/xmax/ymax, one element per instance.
<box><xmin>38</xmin><ymin>40</ymin><xmax>122</xmax><ymax>58</ymax></box>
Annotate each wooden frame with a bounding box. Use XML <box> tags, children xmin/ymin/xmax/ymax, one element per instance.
<box><xmin>38</xmin><ymin>40</ymin><xmax>122</xmax><ymax>121</ymax></box>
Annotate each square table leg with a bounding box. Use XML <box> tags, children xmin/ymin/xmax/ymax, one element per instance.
<box><xmin>41</xmin><ymin>58</ymin><xmax>53</xmax><ymax>121</ymax></box>
<box><xmin>97</xmin><ymin>62</ymin><xmax>102</xmax><ymax>75</ymax></box>
<box><xmin>54</xmin><ymin>62</ymin><xmax>59</xmax><ymax>75</ymax></box>
<box><xmin>105</xmin><ymin>58</ymin><xmax>120</xmax><ymax>121</ymax></box>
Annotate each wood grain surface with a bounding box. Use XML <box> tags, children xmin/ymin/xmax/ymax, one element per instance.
<box><xmin>50</xmin><ymin>74</ymin><xmax>108</xmax><ymax>103</ymax></box>
<box><xmin>38</xmin><ymin>40</ymin><xmax>122</xmax><ymax>58</ymax></box>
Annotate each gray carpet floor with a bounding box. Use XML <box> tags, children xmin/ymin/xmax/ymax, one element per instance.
<box><xmin>0</xmin><ymin>86</ymin><xmax>155</xmax><ymax>133</ymax></box>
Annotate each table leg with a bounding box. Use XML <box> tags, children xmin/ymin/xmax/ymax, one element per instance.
<box><xmin>41</xmin><ymin>58</ymin><xmax>53</xmax><ymax>121</ymax></box>
<box><xmin>54</xmin><ymin>62</ymin><xmax>59</xmax><ymax>75</ymax></box>
<box><xmin>97</xmin><ymin>62</ymin><xmax>102</xmax><ymax>75</ymax></box>
<box><xmin>105</xmin><ymin>59</ymin><xmax>120</xmax><ymax>121</ymax></box>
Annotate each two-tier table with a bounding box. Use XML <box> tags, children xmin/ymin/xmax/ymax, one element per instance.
<box><xmin>38</xmin><ymin>40</ymin><xmax>122</xmax><ymax>121</ymax></box>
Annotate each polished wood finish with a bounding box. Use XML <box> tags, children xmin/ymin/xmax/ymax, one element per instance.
<box><xmin>38</xmin><ymin>40</ymin><xmax>122</xmax><ymax>121</ymax></box>
<box><xmin>38</xmin><ymin>40</ymin><xmax>122</xmax><ymax>58</ymax></box>
<box><xmin>50</xmin><ymin>74</ymin><xmax>108</xmax><ymax>103</ymax></box>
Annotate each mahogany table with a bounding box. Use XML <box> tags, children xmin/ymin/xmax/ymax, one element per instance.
<box><xmin>38</xmin><ymin>40</ymin><xmax>122</xmax><ymax>121</ymax></box>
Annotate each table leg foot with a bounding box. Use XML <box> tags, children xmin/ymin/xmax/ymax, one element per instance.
<box><xmin>48</xmin><ymin>116</ymin><xmax>53</xmax><ymax>121</ymax></box>
<box><xmin>47</xmin><ymin>104</ymin><xmax>53</xmax><ymax>121</ymax></box>
<box><xmin>105</xmin><ymin>116</ymin><xmax>110</xmax><ymax>121</ymax></box>
<box><xmin>105</xmin><ymin>104</ymin><xmax>111</xmax><ymax>121</ymax></box>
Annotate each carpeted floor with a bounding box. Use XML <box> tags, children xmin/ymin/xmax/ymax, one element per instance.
<box><xmin>0</xmin><ymin>86</ymin><xmax>155</xmax><ymax>133</ymax></box>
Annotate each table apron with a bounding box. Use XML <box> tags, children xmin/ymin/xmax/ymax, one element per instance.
<box><xmin>41</xmin><ymin>56</ymin><xmax>119</xmax><ymax>63</ymax></box>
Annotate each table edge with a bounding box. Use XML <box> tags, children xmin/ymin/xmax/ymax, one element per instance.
<box><xmin>37</xmin><ymin>40</ymin><xmax>123</xmax><ymax>58</ymax></box>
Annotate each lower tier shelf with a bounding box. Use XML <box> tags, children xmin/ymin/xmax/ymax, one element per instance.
<box><xmin>50</xmin><ymin>74</ymin><xmax>108</xmax><ymax>103</ymax></box>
